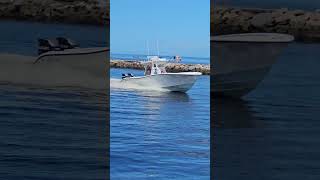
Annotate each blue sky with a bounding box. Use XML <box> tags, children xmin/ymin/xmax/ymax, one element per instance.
<box><xmin>111</xmin><ymin>0</ymin><xmax>210</xmax><ymax>58</ymax></box>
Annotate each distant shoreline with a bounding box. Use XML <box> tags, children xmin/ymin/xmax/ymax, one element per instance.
<box><xmin>110</xmin><ymin>60</ymin><xmax>210</xmax><ymax>75</ymax></box>
<box><xmin>212</xmin><ymin>6</ymin><xmax>320</xmax><ymax>41</ymax></box>
<box><xmin>111</xmin><ymin>53</ymin><xmax>210</xmax><ymax>63</ymax></box>
<box><xmin>0</xmin><ymin>0</ymin><xmax>109</xmax><ymax>25</ymax></box>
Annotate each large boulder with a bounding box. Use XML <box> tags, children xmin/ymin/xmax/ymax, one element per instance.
<box><xmin>250</xmin><ymin>13</ymin><xmax>274</xmax><ymax>28</ymax></box>
<box><xmin>0</xmin><ymin>0</ymin><xmax>108</xmax><ymax>25</ymax></box>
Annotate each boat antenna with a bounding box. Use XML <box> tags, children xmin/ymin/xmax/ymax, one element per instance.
<box><xmin>156</xmin><ymin>40</ymin><xmax>159</xmax><ymax>56</ymax></box>
<box><xmin>146</xmin><ymin>40</ymin><xmax>149</xmax><ymax>56</ymax></box>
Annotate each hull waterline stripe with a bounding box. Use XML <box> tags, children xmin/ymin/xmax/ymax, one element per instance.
<box><xmin>34</xmin><ymin>48</ymin><xmax>110</xmax><ymax>64</ymax></box>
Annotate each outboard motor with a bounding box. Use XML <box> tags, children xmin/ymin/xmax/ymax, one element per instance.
<box><xmin>122</xmin><ymin>73</ymin><xmax>134</xmax><ymax>79</ymax></box>
<box><xmin>56</xmin><ymin>37</ymin><xmax>79</xmax><ymax>50</ymax></box>
<box><xmin>38</xmin><ymin>38</ymin><xmax>61</xmax><ymax>55</ymax></box>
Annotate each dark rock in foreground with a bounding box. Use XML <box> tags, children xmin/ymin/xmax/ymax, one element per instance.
<box><xmin>110</xmin><ymin>60</ymin><xmax>210</xmax><ymax>75</ymax></box>
<box><xmin>0</xmin><ymin>0</ymin><xmax>109</xmax><ymax>25</ymax></box>
<box><xmin>212</xmin><ymin>6</ymin><xmax>320</xmax><ymax>41</ymax></box>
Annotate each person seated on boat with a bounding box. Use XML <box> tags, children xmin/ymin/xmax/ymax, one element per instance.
<box><xmin>122</xmin><ymin>73</ymin><xmax>126</xmax><ymax>79</ymax></box>
<box><xmin>128</xmin><ymin>73</ymin><xmax>134</xmax><ymax>77</ymax></box>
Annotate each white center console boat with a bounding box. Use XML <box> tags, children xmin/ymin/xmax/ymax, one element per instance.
<box><xmin>121</xmin><ymin>56</ymin><xmax>202</xmax><ymax>92</ymax></box>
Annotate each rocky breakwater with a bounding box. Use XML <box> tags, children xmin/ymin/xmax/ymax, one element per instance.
<box><xmin>110</xmin><ymin>60</ymin><xmax>210</xmax><ymax>75</ymax></box>
<box><xmin>212</xmin><ymin>6</ymin><xmax>320</xmax><ymax>41</ymax></box>
<box><xmin>0</xmin><ymin>0</ymin><xmax>109</xmax><ymax>25</ymax></box>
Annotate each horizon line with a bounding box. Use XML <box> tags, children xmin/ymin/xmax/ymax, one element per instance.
<box><xmin>110</xmin><ymin>52</ymin><xmax>210</xmax><ymax>59</ymax></box>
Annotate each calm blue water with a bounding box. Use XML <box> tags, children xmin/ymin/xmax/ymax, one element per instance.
<box><xmin>110</xmin><ymin>68</ymin><xmax>210</xmax><ymax>179</ymax></box>
<box><xmin>213</xmin><ymin>43</ymin><xmax>320</xmax><ymax>179</ymax></box>
<box><xmin>213</xmin><ymin>2</ymin><xmax>320</xmax><ymax>178</ymax></box>
<box><xmin>0</xmin><ymin>21</ymin><xmax>108</xmax><ymax>179</ymax></box>
<box><xmin>215</xmin><ymin>0</ymin><xmax>320</xmax><ymax>10</ymax></box>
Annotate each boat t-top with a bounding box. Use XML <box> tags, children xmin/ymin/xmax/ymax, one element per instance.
<box><xmin>121</xmin><ymin>56</ymin><xmax>202</xmax><ymax>92</ymax></box>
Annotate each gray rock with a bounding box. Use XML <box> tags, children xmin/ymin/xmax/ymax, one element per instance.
<box><xmin>292</xmin><ymin>10</ymin><xmax>305</xmax><ymax>16</ymax></box>
<box><xmin>213</xmin><ymin>6</ymin><xmax>320</xmax><ymax>41</ymax></box>
<box><xmin>274</xmin><ymin>12</ymin><xmax>292</xmax><ymax>25</ymax></box>
<box><xmin>0</xmin><ymin>0</ymin><xmax>108</xmax><ymax>25</ymax></box>
<box><xmin>306</xmin><ymin>19</ymin><xmax>320</xmax><ymax>30</ymax></box>
<box><xmin>250</xmin><ymin>13</ymin><xmax>273</xmax><ymax>28</ymax></box>
<box><xmin>110</xmin><ymin>60</ymin><xmax>209</xmax><ymax>75</ymax></box>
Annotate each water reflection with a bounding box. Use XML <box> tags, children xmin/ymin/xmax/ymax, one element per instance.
<box><xmin>136</xmin><ymin>91</ymin><xmax>190</xmax><ymax>102</ymax></box>
<box><xmin>212</xmin><ymin>97</ymin><xmax>261</xmax><ymax>129</ymax></box>
<box><xmin>135</xmin><ymin>91</ymin><xmax>191</xmax><ymax>120</ymax></box>
<box><xmin>212</xmin><ymin>96</ymin><xmax>271</xmax><ymax>179</ymax></box>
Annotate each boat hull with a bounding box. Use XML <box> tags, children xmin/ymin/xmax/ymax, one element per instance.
<box><xmin>211</xmin><ymin>33</ymin><xmax>293</xmax><ymax>98</ymax></box>
<box><xmin>121</xmin><ymin>72</ymin><xmax>201</xmax><ymax>92</ymax></box>
<box><xmin>35</xmin><ymin>47</ymin><xmax>109</xmax><ymax>77</ymax></box>
<box><xmin>212</xmin><ymin>66</ymin><xmax>271</xmax><ymax>97</ymax></box>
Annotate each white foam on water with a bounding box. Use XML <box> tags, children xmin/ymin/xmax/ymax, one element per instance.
<box><xmin>0</xmin><ymin>54</ymin><xmax>108</xmax><ymax>90</ymax></box>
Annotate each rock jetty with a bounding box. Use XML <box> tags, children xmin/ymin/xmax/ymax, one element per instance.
<box><xmin>110</xmin><ymin>60</ymin><xmax>210</xmax><ymax>75</ymax></box>
<box><xmin>212</xmin><ymin>6</ymin><xmax>320</xmax><ymax>41</ymax></box>
<box><xmin>0</xmin><ymin>0</ymin><xmax>109</xmax><ymax>25</ymax></box>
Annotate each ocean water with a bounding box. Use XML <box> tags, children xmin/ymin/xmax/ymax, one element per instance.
<box><xmin>0</xmin><ymin>21</ymin><xmax>108</xmax><ymax>179</ymax></box>
<box><xmin>213</xmin><ymin>43</ymin><xmax>320</xmax><ymax>179</ymax></box>
<box><xmin>110</xmin><ymin>68</ymin><xmax>210</xmax><ymax>179</ymax></box>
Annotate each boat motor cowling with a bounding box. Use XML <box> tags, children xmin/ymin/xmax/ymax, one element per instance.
<box><xmin>122</xmin><ymin>73</ymin><xmax>134</xmax><ymax>79</ymax></box>
<box><xmin>56</xmin><ymin>37</ymin><xmax>79</xmax><ymax>49</ymax></box>
<box><xmin>38</xmin><ymin>38</ymin><xmax>61</xmax><ymax>55</ymax></box>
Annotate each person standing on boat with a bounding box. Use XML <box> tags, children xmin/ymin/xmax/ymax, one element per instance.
<box><xmin>174</xmin><ymin>55</ymin><xmax>182</xmax><ymax>63</ymax></box>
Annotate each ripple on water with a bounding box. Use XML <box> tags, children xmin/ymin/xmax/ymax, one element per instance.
<box><xmin>213</xmin><ymin>43</ymin><xmax>320</xmax><ymax>180</ymax></box>
<box><xmin>0</xmin><ymin>85</ymin><xmax>108</xmax><ymax>180</ymax></box>
<box><xmin>110</xmin><ymin>68</ymin><xmax>210</xmax><ymax>179</ymax></box>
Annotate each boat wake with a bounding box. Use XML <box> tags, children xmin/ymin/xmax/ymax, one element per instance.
<box><xmin>0</xmin><ymin>54</ymin><xmax>108</xmax><ymax>90</ymax></box>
